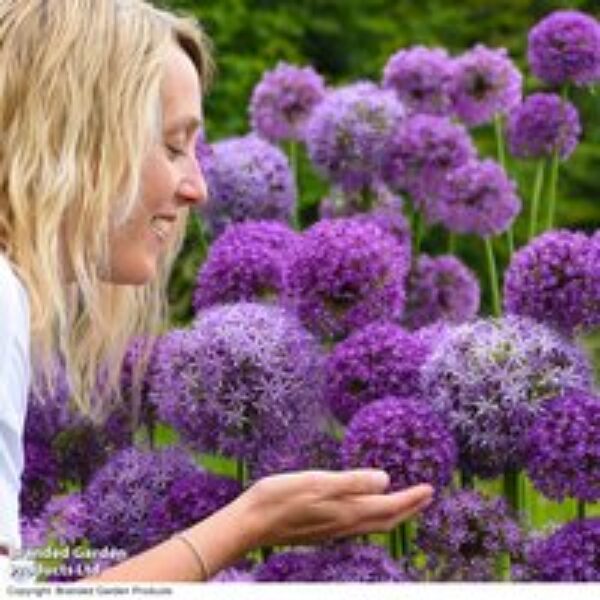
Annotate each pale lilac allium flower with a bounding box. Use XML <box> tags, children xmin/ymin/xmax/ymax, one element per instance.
<box><xmin>528</xmin><ymin>10</ymin><xmax>600</xmax><ymax>86</ymax></box>
<box><xmin>283</xmin><ymin>218</ymin><xmax>409</xmax><ymax>341</ymax></box>
<box><xmin>150</xmin><ymin>304</ymin><xmax>325</xmax><ymax>461</ymax></box>
<box><xmin>382</xmin><ymin>114</ymin><xmax>476</xmax><ymax>219</ymax></box>
<box><xmin>506</xmin><ymin>93</ymin><xmax>581</xmax><ymax>159</ymax></box>
<box><xmin>342</xmin><ymin>396</ymin><xmax>457</xmax><ymax>492</ymax></box>
<box><xmin>451</xmin><ymin>44</ymin><xmax>523</xmax><ymax>126</ymax></box>
<box><xmin>415</xmin><ymin>490</ymin><xmax>524</xmax><ymax>581</ymax></box>
<box><xmin>192</xmin><ymin>220</ymin><xmax>300</xmax><ymax>311</ymax></box>
<box><xmin>324</xmin><ymin>321</ymin><xmax>431</xmax><ymax>424</ymax></box>
<box><xmin>36</xmin><ymin>493</ymin><xmax>90</xmax><ymax>545</ymax></box>
<box><xmin>402</xmin><ymin>254</ymin><xmax>480</xmax><ymax>330</ymax></box>
<box><xmin>503</xmin><ymin>230</ymin><xmax>599</xmax><ymax>335</ymax></box>
<box><xmin>197</xmin><ymin>134</ymin><xmax>295</xmax><ymax>238</ymax></box>
<box><xmin>524</xmin><ymin>390</ymin><xmax>600</xmax><ymax>503</ymax></box>
<box><xmin>305</xmin><ymin>82</ymin><xmax>405</xmax><ymax>192</ymax></box>
<box><xmin>435</xmin><ymin>159</ymin><xmax>521</xmax><ymax>237</ymax></box>
<box><xmin>422</xmin><ymin>315</ymin><xmax>594</xmax><ymax>477</ymax></box>
<box><xmin>250</xmin><ymin>62</ymin><xmax>326</xmax><ymax>142</ymax></box>
<box><xmin>382</xmin><ymin>46</ymin><xmax>454</xmax><ymax>116</ymax></box>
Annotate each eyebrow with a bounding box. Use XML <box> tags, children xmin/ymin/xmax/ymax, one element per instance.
<box><xmin>164</xmin><ymin>116</ymin><xmax>203</xmax><ymax>135</ymax></box>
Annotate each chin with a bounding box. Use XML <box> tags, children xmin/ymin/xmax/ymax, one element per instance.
<box><xmin>106</xmin><ymin>258</ymin><xmax>159</xmax><ymax>286</ymax></box>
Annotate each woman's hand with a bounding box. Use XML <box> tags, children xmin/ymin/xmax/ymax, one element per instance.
<box><xmin>237</xmin><ymin>469</ymin><xmax>434</xmax><ymax>548</ymax></box>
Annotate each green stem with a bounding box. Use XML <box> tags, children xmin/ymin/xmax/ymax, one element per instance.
<box><xmin>578</xmin><ymin>501</ymin><xmax>586</xmax><ymax>520</ymax></box>
<box><xmin>389</xmin><ymin>526</ymin><xmax>400</xmax><ymax>560</ymax></box>
<box><xmin>484</xmin><ymin>237</ymin><xmax>501</xmax><ymax>316</ymax></box>
<box><xmin>400</xmin><ymin>523</ymin><xmax>410</xmax><ymax>556</ymax></box>
<box><xmin>494</xmin><ymin>114</ymin><xmax>514</xmax><ymax>258</ymax></box>
<box><xmin>287</xmin><ymin>140</ymin><xmax>300</xmax><ymax>229</ymax></box>
<box><xmin>447</xmin><ymin>232</ymin><xmax>456</xmax><ymax>254</ymax></box>
<box><xmin>460</xmin><ymin>470</ymin><xmax>474</xmax><ymax>489</ymax></box>
<box><xmin>412</xmin><ymin>210</ymin><xmax>425</xmax><ymax>256</ymax></box>
<box><xmin>503</xmin><ymin>469</ymin><xmax>520</xmax><ymax>514</ymax></box>
<box><xmin>529</xmin><ymin>159</ymin><xmax>546</xmax><ymax>241</ymax></box>
<box><xmin>236</xmin><ymin>459</ymin><xmax>246</xmax><ymax>487</ymax></box>
<box><xmin>544</xmin><ymin>150</ymin><xmax>560</xmax><ymax>231</ymax></box>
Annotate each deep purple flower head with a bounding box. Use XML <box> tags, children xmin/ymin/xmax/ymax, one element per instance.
<box><xmin>197</xmin><ymin>134</ymin><xmax>295</xmax><ymax>238</ymax></box>
<box><xmin>324</xmin><ymin>322</ymin><xmax>431</xmax><ymax>424</ymax></box>
<box><xmin>305</xmin><ymin>82</ymin><xmax>405</xmax><ymax>192</ymax></box>
<box><xmin>255</xmin><ymin>542</ymin><xmax>412</xmax><ymax>582</ymax></box>
<box><xmin>504</xmin><ymin>230</ymin><xmax>600</xmax><ymax>335</ymax></box>
<box><xmin>528</xmin><ymin>10</ymin><xmax>600</xmax><ymax>86</ymax></box>
<box><xmin>451</xmin><ymin>44</ymin><xmax>523</xmax><ymax>126</ymax></box>
<box><xmin>521</xmin><ymin>518</ymin><xmax>600</xmax><ymax>581</ymax></box>
<box><xmin>435</xmin><ymin>159</ymin><xmax>521</xmax><ymax>237</ymax></box>
<box><xmin>415</xmin><ymin>490</ymin><xmax>524</xmax><ymax>581</ymax></box>
<box><xmin>382</xmin><ymin>114</ymin><xmax>477</xmax><ymax>218</ymax></box>
<box><xmin>524</xmin><ymin>390</ymin><xmax>600</xmax><ymax>503</ymax></box>
<box><xmin>250</xmin><ymin>62</ymin><xmax>326</xmax><ymax>142</ymax></box>
<box><xmin>506</xmin><ymin>93</ymin><xmax>581</xmax><ymax>160</ymax></box>
<box><xmin>192</xmin><ymin>220</ymin><xmax>300</xmax><ymax>311</ymax></box>
<box><xmin>84</xmin><ymin>447</ymin><xmax>204</xmax><ymax>555</ymax></box>
<box><xmin>150</xmin><ymin>304</ymin><xmax>326</xmax><ymax>461</ymax></box>
<box><xmin>35</xmin><ymin>493</ymin><xmax>90</xmax><ymax>546</ymax></box>
<box><xmin>20</xmin><ymin>441</ymin><xmax>61</xmax><ymax>518</ymax></box>
<box><xmin>422</xmin><ymin>315</ymin><xmax>594</xmax><ymax>477</ymax></box>
<box><xmin>402</xmin><ymin>254</ymin><xmax>480</xmax><ymax>330</ymax></box>
<box><xmin>319</xmin><ymin>184</ymin><xmax>411</xmax><ymax>262</ymax></box>
<box><xmin>342</xmin><ymin>396</ymin><xmax>457</xmax><ymax>492</ymax></box>
<box><xmin>283</xmin><ymin>218</ymin><xmax>409</xmax><ymax>341</ymax></box>
<box><xmin>382</xmin><ymin>46</ymin><xmax>454</xmax><ymax>116</ymax></box>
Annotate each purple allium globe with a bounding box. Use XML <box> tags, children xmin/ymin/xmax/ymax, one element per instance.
<box><xmin>524</xmin><ymin>390</ymin><xmax>600</xmax><ymax>503</ymax></box>
<box><xmin>283</xmin><ymin>218</ymin><xmax>409</xmax><ymax>341</ymax></box>
<box><xmin>20</xmin><ymin>441</ymin><xmax>61</xmax><ymax>518</ymax></box>
<box><xmin>382</xmin><ymin>46</ymin><xmax>454</xmax><ymax>116</ymax></box>
<box><xmin>382</xmin><ymin>114</ymin><xmax>477</xmax><ymax>218</ymax></box>
<box><xmin>434</xmin><ymin>159</ymin><xmax>521</xmax><ymax>237</ymax></box>
<box><xmin>34</xmin><ymin>493</ymin><xmax>90</xmax><ymax>546</ymax></box>
<box><xmin>249</xmin><ymin>62</ymin><xmax>326</xmax><ymax>142</ymax></box>
<box><xmin>421</xmin><ymin>315</ymin><xmax>594</xmax><ymax>478</ymax></box>
<box><xmin>402</xmin><ymin>254</ymin><xmax>480</xmax><ymax>330</ymax></box>
<box><xmin>192</xmin><ymin>220</ymin><xmax>299</xmax><ymax>311</ymax></box>
<box><xmin>341</xmin><ymin>396</ymin><xmax>457</xmax><ymax>492</ymax></box>
<box><xmin>150</xmin><ymin>304</ymin><xmax>325</xmax><ymax>461</ymax></box>
<box><xmin>521</xmin><ymin>518</ymin><xmax>600</xmax><ymax>581</ymax></box>
<box><xmin>503</xmin><ymin>230</ymin><xmax>599</xmax><ymax>335</ymax></box>
<box><xmin>528</xmin><ymin>10</ymin><xmax>600</xmax><ymax>87</ymax></box>
<box><xmin>255</xmin><ymin>542</ymin><xmax>412</xmax><ymax>582</ymax></box>
<box><xmin>415</xmin><ymin>490</ymin><xmax>524</xmax><ymax>581</ymax></box>
<box><xmin>84</xmin><ymin>447</ymin><xmax>206</xmax><ymax>555</ymax></box>
<box><xmin>451</xmin><ymin>44</ymin><xmax>522</xmax><ymax>127</ymax></box>
<box><xmin>506</xmin><ymin>93</ymin><xmax>581</xmax><ymax>160</ymax></box>
<box><xmin>324</xmin><ymin>322</ymin><xmax>431</xmax><ymax>424</ymax></box>
<box><xmin>305</xmin><ymin>82</ymin><xmax>405</xmax><ymax>192</ymax></box>
<box><xmin>197</xmin><ymin>134</ymin><xmax>295</xmax><ymax>238</ymax></box>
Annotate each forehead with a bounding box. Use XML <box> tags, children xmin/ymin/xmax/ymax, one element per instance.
<box><xmin>161</xmin><ymin>45</ymin><xmax>203</xmax><ymax>131</ymax></box>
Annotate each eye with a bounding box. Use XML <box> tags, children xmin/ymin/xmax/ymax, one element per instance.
<box><xmin>165</xmin><ymin>143</ymin><xmax>186</xmax><ymax>160</ymax></box>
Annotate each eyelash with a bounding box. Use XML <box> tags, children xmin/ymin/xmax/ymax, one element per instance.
<box><xmin>165</xmin><ymin>144</ymin><xmax>186</xmax><ymax>159</ymax></box>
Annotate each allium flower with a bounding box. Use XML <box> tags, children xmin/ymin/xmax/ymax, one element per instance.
<box><xmin>192</xmin><ymin>220</ymin><xmax>299</xmax><ymax>311</ymax></box>
<box><xmin>283</xmin><ymin>218</ymin><xmax>409</xmax><ymax>341</ymax></box>
<box><xmin>434</xmin><ymin>159</ymin><xmax>521</xmax><ymax>237</ymax></box>
<box><xmin>305</xmin><ymin>82</ymin><xmax>405</xmax><ymax>192</ymax></box>
<box><xmin>415</xmin><ymin>490</ymin><xmax>524</xmax><ymax>581</ymax></box>
<box><xmin>341</xmin><ymin>396</ymin><xmax>457</xmax><ymax>492</ymax></box>
<box><xmin>382</xmin><ymin>114</ymin><xmax>476</xmax><ymax>218</ymax></box>
<box><xmin>324</xmin><ymin>322</ymin><xmax>431</xmax><ymax>424</ymax></box>
<box><xmin>451</xmin><ymin>44</ymin><xmax>522</xmax><ymax>126</ymax></box>
<box><xmin>84</xmin><ymin>447</ymin><xmax>205</xmax><ymax>555</ymax></box>
<box><xmin>524</xmin><ymin>390</ymin><xmax>600</xmax><ymax>502</ymax></box>
<box><xmin>36</xmin><ymin>493</ymin><xmax>90</xmax><ymax>545</ymax></box>
<box><xmin>249</xmin><ymin>62</ymin><xmax>326</xmax><ymax>142</ymax></box>
<box><xmin>382</xmin><ymin>46</ymin><xmax>454</xmax><ymax>116</ymax></box>
<box><xmin>255</xmin><ymin>542</ymin><xmax>411</xmax><ymax>582</ymax></box>
<box><xmin>521</xmin><ymin>518</ymin><xmax>600</xmax><ymax>581</ymax></box>
<box><xmin>503</xmin><ymin>230</ymin><xmax>599</xmax><ymax>335</ymax></box>
<box><xmin>197</xmin><ymin>134</ymin><xmax>295</xmax><ymax>238</ymax></box>
<box><xmin>421</xmin><ymin>315</ymin><xmax>594</xmax><ymax>477</ymax></box>
<box><xmin>528</xmin><ymin>10</ymin><xmax>600</xmax><ymax>87</ymax></box>
<box><xmin>20</xmin><ymin>441</ymin><xmax>60</xmax><ymax>518</ymax></box>
<box><xmin>211</xmin><ymin>568</ymin><xmax>255</xmax><ymax>583</ymax></box>
<box><xmin>402</xmin><ymin>254</ymin><xmax>480</xmax><ymax>330</ymax></box>
<box><xmin>150</xmin><ymin>304</ymin><xmax>325</xmax><ymax>461</ymax></box>
<box><xmin>506</xmin><ymin>93</ymin><xmax>581</xmax><ymax>159</ymax></box>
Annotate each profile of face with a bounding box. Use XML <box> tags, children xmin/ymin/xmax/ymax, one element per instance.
<box><xmin>106</xmin><ymin>45</ymin><xmax>207</xmax><ymax>285</ymax></box>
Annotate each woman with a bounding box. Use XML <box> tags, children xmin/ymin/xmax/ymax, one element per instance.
<box><xmin>0</xmin><ymin>0</ymin><xmax>433</xmax><ymax>581</ymax></box>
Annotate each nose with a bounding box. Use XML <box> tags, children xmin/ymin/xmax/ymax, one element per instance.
<box><xmin>177</xmin><ymin>158</ymin><xmax>208</xmax><ymax>208</ymax></box>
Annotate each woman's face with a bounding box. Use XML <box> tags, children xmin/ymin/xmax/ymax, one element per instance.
<box><xmin>106</xmin><ymin>45</ymin><xmax>206</xmax><ymax>284</ymax></box>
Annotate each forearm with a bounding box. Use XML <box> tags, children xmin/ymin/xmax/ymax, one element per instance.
<box><xmin>88</xmin><ymin>495</ymin><xmax>256</xmax><ymax>582</ymax></box>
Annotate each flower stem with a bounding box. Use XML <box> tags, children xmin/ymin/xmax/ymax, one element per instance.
<box><xmin>484</xmin><ymin>237</ymin><xmax>501</xmax><ymax>316</ymax></box>
<box><xmin>460</xmin><ymin>469</ymin><xmax>474</xmax><ymax>489</ymax></box>
<box><xmin>494</xmin><ymin>114</ymin><xmax>514</xmax><ymax>258</ymax></box>
<box><xmin>287</xmin><ymin>140</ymin><xmax>300</xmax><ymax>229</ymax></box>
<box><xmin>544</xmin><ymin>150</ymin><xmax>560</xmax><ymax>231</ymax></box>
<box><xmin>447</xmin><ymin>232</ymin><xmax>456</xmax><ymax>254</ymax></box>
<box><xmin>578</xmin><ymin>501</ymin><xmax>586</xmax><ymax>520</ymax></box>
<box><xmin>529</xmin><ymin>159</ymin><xmax>546</xmax><ymax>241</ymax></box>
<box><xmin>412</xmin><ymin>210</ymin><xmax>425</xmax><ymax>256</ymax></box>
<box><xmin>236</xmin><ymin>459</ymin><xmax>246</xmax><ymax>487</ymax></box>
<box><xmin>503</xmin><ymin>468</ymin><xmax>520</xmax><ymax>514</ymax></box>
<box><xmin>400</xmin><ymin>523</ymin><xmax>410</xmax><ymax>556</ymax></box>
<box><xmin>389</xmin><ymin>525</ymin><xmax>400</xmax><ymax>560</ymax></box>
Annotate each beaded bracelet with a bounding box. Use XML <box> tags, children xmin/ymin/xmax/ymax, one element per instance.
<box><xmin>172</xmin><ymin>532</ymin><xmax>209</xmax><ymax>581</ymax></box>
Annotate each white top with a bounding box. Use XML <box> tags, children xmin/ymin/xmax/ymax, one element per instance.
<box><xmin>0</xmin><ymin>254</ymin><xmax>31</xmax><ymax>551</ymax></box>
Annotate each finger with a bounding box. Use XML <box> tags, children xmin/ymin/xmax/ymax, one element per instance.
<box><xmin>320</xmin><ymin>469</ymin><xmax>391</xmax><ymax>496</ymax></box>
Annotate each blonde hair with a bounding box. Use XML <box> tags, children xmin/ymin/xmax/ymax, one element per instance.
<box><xmin>0</xmin><ymin>0</ymin><xmax>213</xmax><ymax>418</ymax></box>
